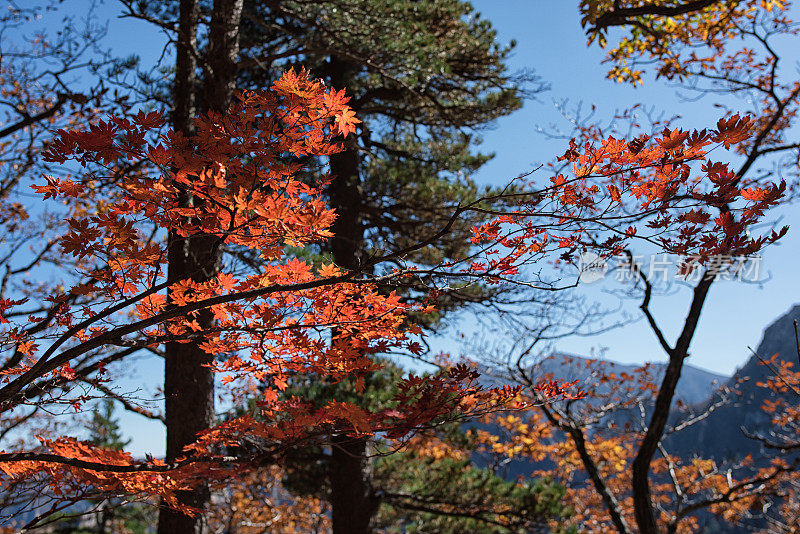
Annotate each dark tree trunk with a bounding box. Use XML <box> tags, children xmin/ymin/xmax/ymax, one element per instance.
<box><xmin>202</xmin><ymin>0</ymin><xmax>244</xmax><ymax>113</ymax></box>
<box><xmin>327</xmin><ymin>145</ymin><xmax>377</xmax><ymax>534</ymax></box>
<box><xmin>329</xmin><ymin>436</ymin><xmax>379</xmax><ymax>534</ymax></box>
<box><xmin>325</xmin><ymin>56</ymin><xmax>377</xmax><ymax>534</ymax></box>
<box><xmin>97</xmin><ymin>502</ymin><xmax>109</xmax><ymax>534</ymax></box>
<box><xmin>631</xmin><ymin>274</ymin><xmax>714</xmax><ymax>534</ymax></box>
<box><xmin>157</xmin><ymin>231</ymin><xmax>218</xmax><ymax>534</ymax></box>
<box><xmin>170</xmin><ymin>0</ymin><xmax>198</xmax><ymax>138</ymax></box>
<box><xmin>328</xmin><ymin>142</ymin><xmax>362</xmax><ymax>272</ymax></box>
<box><xmin>157</xmin><ymin>1</ymin><xmax>242</xmax><ymax>532</ymax></box>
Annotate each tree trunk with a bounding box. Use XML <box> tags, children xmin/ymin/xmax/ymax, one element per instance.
<box><xmin>330</xmin><ymin>436</ymin><xmax>379</xmax><ymax>534</ymax></box>
<box><xmin>158</xmin><ymin>232</ymin><xmax>218</xmax><ymax>534</ymax></box>
<box><xmin>202</xmin><ymin>0</ymin><xmax>244</xmax><ymax>114</ymax></box>
<box><xmin>97</xmin><ymin>502</ymin><xmax>109</xmax><ymax>534</ymax></box>
<box><xmin>631</xmin><ymin>274</ymin><xmax>714</xmax><ymax>534</ymax></box>
<box><xmin>157</xmin><ymin>1</ymin><xmax>242</xmax><ymax>532</ymax></box>
<box><xmin>325</xmin><ymin>56</ymin><xmax>377</xmax><ymax>534</ymax></box>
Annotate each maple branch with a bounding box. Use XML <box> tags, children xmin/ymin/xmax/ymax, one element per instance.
<box><xmin>19</xmin><ymin>497</ymin><xmax>93</xmax><ymax>532</ymax></box>
<box><xmin>15</xmin><ymin>347</ymin><xmax>140</xmax><ymax>407</ymax></box>
<box><xmin>748</xmin><ymin>346</ymin><xmax>800</xmax><ymax>397</ymax></box>
<box><xmin>1</xmin><ymin>301</ymin><xmax>63</xmax><ymax>374</ymax></box>
<box><xmin>588</xmin><ymin>1</ymin><xmax>722</xmax><ymax>32</ymax></box>
<box><xmin>0</xmin><ymin>268</ymin><xmax>417</xmax><ymax>408</ymax></box>
<box><xmin>742</xmin><ymin>428</ymin><xmax>800</xmax><ymax>451</ymax></box>
<box><xmin>1</xmin><ymin>276</ymin><xmax>95</xmax><ymax>377</ymax></box>
<box><xmin>0</xmin><ymin>93</ymin><xmax>73</xmax><ymax>139</ymax></box>
<box><xmin>665</xmin><ymin>389</ymin><xmax>730</xmax><ymax>434</ymax></box>
<box><xmin>99</xmin><ymin>307</ymin><xmax>405</xmax><ymax>352</ymax></box>
<box><xmin>540</xmin><ymin>404</ymin><xmax>634</xmax><ymax>534</ymax></box>
<box><xmin>658</xmin><ymin>442</ymin><xmax>685</xmax><ymax>524</ymax></box>
<box><xmin>381</xmin><ymin>491</ymin><xmax>535</xmax><ymax>530</ymax></box>
<box><xmin>79</xmin><ymin>379</ymin><xmax>164</xmax><ymax>422</ymax></box>
<box><xmin>631</xmin><ymin>272</ymin><xmax>715</xmax><ymax>534</ymax></box>
<box><xmin>754</xmin><ymin>142</ymin><xmax>800</xmax><ymax>158</ymax></box>
<box><xmin>673</xmin><ymin>458</ymin><xmax>799</xmax><ymax>522</ymax></box>
<box><xmin>624</xmin><ymin>249</ymin><xmax>673</xmax><ymax>355</ymax></box>
<box><xmin>0</xmin><ymin>406</ymin><xmax>40</xmax><ymax>444</ymax></box>
<box><xmin>736</xmin><ymin>84</ymin><xmax>800</xmax><ymax>178</ymax></box>
<box><xmin>17</xmin><ymin>185</ymin><xmax>552</xmax><ymax>403</ymax></box>
<box><xmin>0</xmin><ymin>452</ymin><xmax>238</xmax><ymax>473</ymax></box>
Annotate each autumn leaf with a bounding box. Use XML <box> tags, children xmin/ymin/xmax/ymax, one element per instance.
<box><xmin>334</xmin><ymin>108</ymin><xmax>360</xmax><ymax>137</ymax></box>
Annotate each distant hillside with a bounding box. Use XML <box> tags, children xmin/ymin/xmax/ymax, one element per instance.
<box><xmin>474</xmin><ymin>307</ymin><xmax>799</xmax><ymax>534</ymax></box>
<box><xmin>530</xmin><ymin>352</ymin><xmax>728</xmax><ymax>406</ymax></box>
<box><xmin>475</xmin><ymin>353</ymin><xmax>728</xmax><ymax>478</ymax></box>
<box><xmin>486</xmin><ymin>304</ymin><xmax>800</xmax><ymax>461</ymax></box>
<box><xmin>480</xmin><ymin>352</ymin><xmax>726</xmax><ymax>405</ymax></box>
<box><xmin>669</xmin><ymin>303</ymin><xmax>800</xmax><ymax>460</ymax></box>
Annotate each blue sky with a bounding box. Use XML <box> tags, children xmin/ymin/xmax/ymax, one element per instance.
<box><xmin>47</xmin><ymin>0</ymin><xmax>800</xmax><ymax>456</ymax></box>
<box><xmin>465</xmin><ymin>0</ymin><xmax>800</xmax><ymax>378</ymax></box>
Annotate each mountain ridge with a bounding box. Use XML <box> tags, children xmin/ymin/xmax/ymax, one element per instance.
<box><xmin>669</xmin><ymin>303</ymin><xmax>800</xmax><ymax>460</ymax></box>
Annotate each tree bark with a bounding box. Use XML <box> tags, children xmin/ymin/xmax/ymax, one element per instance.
<box><xmin>328</xmin><ymin>140</ymin><xmax>362</xmax><ymax>272</ymax></box>
<box><xmin>329</xmin><ymin>436</ymin><xmax>379</xmax><ymax>534</ymax></box>
<box><xmin>202</xmin><ymin>0</ymin><xmax>244</xmax><ymax>114</ymax></box>
<box><xmin>325</xmin><ymin>56</ymin><xmax>377</xmax><ymax>534</ymax></box>
<box><xmin>157</xmin><ymin>1</ymin><xmax>242</xmax><ymax>532</ymax></box>
<box><xmin>327</xmin><ymin>141</ymin><xmax>377</xmax><ymax>534</ymax></box>
<box><xmin>170</xmin><ymin>0</ymin><xmax>198</xmax><ymax>139</ymax></box>
<box><xmin>631</xmin><ymin>274</ymin><xmax>714</xmax><ymax>534</ymax></box>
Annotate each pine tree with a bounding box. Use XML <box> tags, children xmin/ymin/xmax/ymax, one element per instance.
<box><xmin>272</xmin><ymin>362</ymin><xmax>574</xmax><ymax>533</ymax></box>
<box><xmin>237</xmin><ymin>1</ymin><xmax>539</xmax><ymax>283</ymax></box>
<box><xmin>234</xmin><ymin>3</ymin><xmax>541</xmax><ymax>530</ymax></box>
<box><xmin>159</xmin><ymin>2</ymin><xmax>243</xmax><ymax>532</ymax></box>
<box><xmin>100</xmin><ymin>3</ymin><xmax>540</xmax><ymax>530</ymax></box>
<box><xmin>87</xmin><ymin>400</ymin><xmax>132</xmax><ymax>452</ymax></box>
<box><xmin>83</xmin><ymin>401</ymin><xmax>154</xmax><ymax>534</ymax></box>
